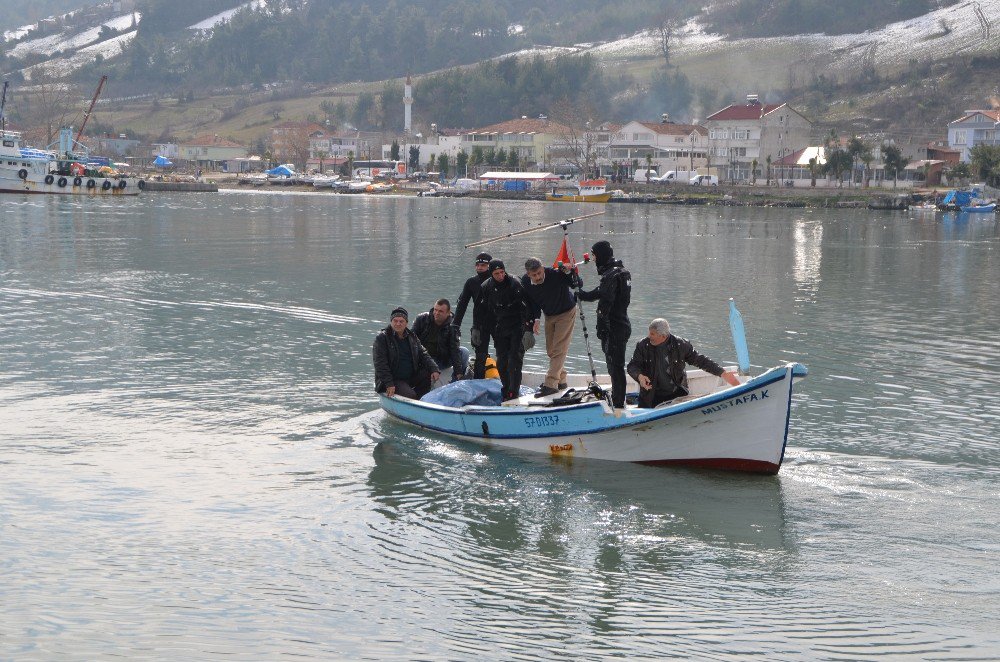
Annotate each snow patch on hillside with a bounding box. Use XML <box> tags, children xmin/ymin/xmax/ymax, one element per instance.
<box><xmin>586</xmin><ymin>1</ymin><xmax>1000</xmax><ymax>77</ymax></box>
<box><xmin>8</xmin><ymin>13</ymin><xmax>138</xmax><ymax>58</ymax></box>
<box><xmin>23</xmin><ymin>30</ymin><xmax>136</xmax><ymax>80</ymax></box>
<box><xmin>3</xmin><ymin>25</ymin><xmax>33</xmax><ymax>42</ymax></box>
<box><xmin>189</xmin><ymin>0</ymin><xmax>269</xmax><ymax>31</ymax></box>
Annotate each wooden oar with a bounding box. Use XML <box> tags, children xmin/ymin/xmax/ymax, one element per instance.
<box><xmin>464</xmin><ymin>210</ymin><xmax>604</xmax><ymax>249</ymax></box>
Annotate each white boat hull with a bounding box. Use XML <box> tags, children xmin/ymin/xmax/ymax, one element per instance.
<box><xmin>380</xmin><ymin>363</ymin><xmax>806</xmax><ymax>474</ymax></box>
<box><xmin>0</xmin><ymin>170</ymin><xmax>142</xmax><ymax>196</ymax></box>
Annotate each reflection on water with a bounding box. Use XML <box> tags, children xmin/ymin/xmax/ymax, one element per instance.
<box><xmin>792</xmin><ymin>218</ymin><xmax>823</xmax><ymax>296</ymax></box>
<box><xmin>1</xmin><ymin>194</ymin><xmax>998</xmax><ymax>658</ymax></box>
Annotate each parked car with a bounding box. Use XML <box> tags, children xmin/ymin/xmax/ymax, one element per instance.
<box><xmin>689</xmin><ymin>174</ymin><xmax>719</xmax><ymax>187</ymax></box>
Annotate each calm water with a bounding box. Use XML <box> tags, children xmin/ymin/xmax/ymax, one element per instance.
<box><xmin>1</xmin><ymin>192</ymin><xmax>998</xmax><ymax>660</ymax></box>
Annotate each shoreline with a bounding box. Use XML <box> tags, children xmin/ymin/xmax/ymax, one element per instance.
<box><xmin>191</xmin><ymin>171</ymin><xmax>976</xmax><ymax>210</ymax></box>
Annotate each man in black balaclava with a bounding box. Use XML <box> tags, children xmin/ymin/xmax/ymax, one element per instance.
<box><xmin>453</xmin><ymin>252</ymin><xmax>496</xmax><ymax>379</ymax></box>
<box><xmin>578</xmin><ymin>241</ymin><xmax>632</xmax><ymax>409</ymax></box>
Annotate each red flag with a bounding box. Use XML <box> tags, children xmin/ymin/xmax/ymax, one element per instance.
<box><xmin>552</xmin><ymin>236</ymin><xmax>577</xmax><ymax>273</ymax></box>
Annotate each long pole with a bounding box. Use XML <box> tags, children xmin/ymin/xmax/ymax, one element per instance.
<box><xmin>76</xmin><ymin>75</ymin><xmax>107</xmax><ymax>144</ymax></box>
<box><xmin>0</xmin><ymin>81</ymin><xmax>8</xmax><ymax>133</ymax></box>
<box><xmin>464</xmin><ymin>210</ymin><xmax>604</xmax><ymax>249</ymax></box>
<box><xmin>558</xmin><ymin>237</ymin><xmax>606</xmax><ymax>400</ymax></box>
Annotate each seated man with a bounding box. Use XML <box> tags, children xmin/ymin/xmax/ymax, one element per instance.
<box><xmin>412</xmin><ymin>298</ymin><xmax>469</xmax><ymax>385</ymax></box>
<box><xmin>373</xmin><ymin>307</ymin><xmax>440</xmax><ymax>399</ymax></box>
<box><xmin>627</xmin><ymin>318</ymin><xmax>740</xmax><ymax>408</ymax></box>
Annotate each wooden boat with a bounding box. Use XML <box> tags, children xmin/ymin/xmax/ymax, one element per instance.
<box><xmin>546</xmin><ymin>178</ymin><xmax>612</xmax><ymax>203</ymax></box>
<box><xmin>379</xmin><ymin>362</ymin><xmax>807</xmax><ymax>474</ymax></box>
<box><xmin>960</xmin><ymin>202</ymin><xmax>996</xmax><ymax>213</ymax></box>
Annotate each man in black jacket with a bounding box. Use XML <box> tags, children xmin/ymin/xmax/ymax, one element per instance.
<box><xmin>453</xmin><ymin>252</ymin><xmax>495</xmax><ymax>379</ymax></box>
<box><xmin>627</xmin><ymin>318</ymin><xmax>740</xmax><ymax>408</ymax></box>
<box><xmin>372</xmin><ymin>307</ymin><xmax>440</xmax><ymax>399</ymax></box>
<box><xmin>522</xmin><ymin>257</ymin><xmax>578</xmax><ymax>396</ymax></box>
<box><xmin>577</xmin><ymin>241</ymin><xmax>631</xmax><ymax>408</ymax></box>
<box><xmin>412</xmin><ymin>298</ymin><xmax>468</xmax><ymax>383</ymax></box>
<box><xmin>481</xmin><ymin>259</ymin><xmax>532</xmax><ymax>401</ymax></box>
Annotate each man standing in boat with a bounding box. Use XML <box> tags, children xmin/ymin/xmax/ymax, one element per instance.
<box><xmin>481</xmin><ymin>259</ymin><xmax>532</xmax><ymax>401</ymax></box>
<box><xmin>521</xmin><ymin>257</ymin><xmax>578</xmax><ymax>397</ymax></box>
<box><xmin>628</xmin><ymin>318</ymin><xmax>740</xmax><ymax>408</ymax></box>
<box><xmin>578</xmin><ymin>241</ymin><xmax>632</xmax><ymax>410</ymax></box>
<box><xmin>453</xmin><ymin>252</ymin><xmax>495</xmax><ymax>379</ymax></box>
<box><xmin>372</xmin><ymin>307</ymin><xmax>440</xmax><ymax>399</ymax></box>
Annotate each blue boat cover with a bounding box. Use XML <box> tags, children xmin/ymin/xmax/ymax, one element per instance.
<box><xmin>421</xmin><ymin>379</ymin><xmax>504</xmax><ymax>407</ymax></box>
<box><xmin>420</xmin><ymin>380</ymin><xmax>534</xmax><ymax>407</ymax></box>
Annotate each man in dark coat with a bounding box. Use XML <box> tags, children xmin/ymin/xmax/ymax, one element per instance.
<box><xmin>453</xmin><ymin>252</ymin><xmax>495</xmax><ymax>379</ymax></box>
<box><xmin>577</xmin><ymin>241</ymin><xmax>632</xmax><ymax>408</ymax></box>
<box><xmin>627</xmin><ymin>318</ymin><xmax>740</xmax><ymax>408</ymax></box>
<box><xmin>412</xmin><ymin>298</ymin><xmax>468</xmax><ymax>383</ymax></box>
<box><xmin>372</xmin><ymin>307</ymin><xmax>440</xmax><ymax>399</ymax></box>
<box><xmin>481</xmin><ymin>259</ymin><xmax>532</xmax><ymax>401</ymax></box>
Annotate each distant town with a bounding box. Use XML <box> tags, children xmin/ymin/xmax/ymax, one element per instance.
<box><xmin>66</xmin><ymin>87</ymin><xmax>999</xmax><ymax>193</ymax></box>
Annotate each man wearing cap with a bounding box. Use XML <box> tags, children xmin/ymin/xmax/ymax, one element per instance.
<box><xmin>480</xmin><ymin>259</ymin><xmax>532</xmax><ymax>401</ymax></box>
<box><xmin>522</xmin><ymin>257</ymin><xmax>579</xmax><ymax>396</ymax></box>
<box><xmin>372</xmin><ymin>307</ymin><xmax>440</xmax><ymax>399</ymax></box>
<box><xmin>412</xmin><ymin>298</ymin><xmax>468</xmax><ymax>384</ymax></box>
<box><xmin>578</xmin><ymin>241</ymin><xmax>632</xmax><ymax>409</ymax></box>
<box><xmin>453</xmin><ymin>252</ymin><xmax>496</xmax><ymax>379</ymax></box>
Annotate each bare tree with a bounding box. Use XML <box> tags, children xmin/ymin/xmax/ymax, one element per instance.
<box><xmin>655</xmin><ymin>7</ymin><xmax>680</xmax><ymax>68</ymax></box>
<box><xmin>20</xmin><ymin>66</ymin><xmax>81</xmax><ymax>148</ymax></box>
<box><xmin>550</xmin><ymin>98</ymin><xmax>597</xmax><ymax>177</ymax></box>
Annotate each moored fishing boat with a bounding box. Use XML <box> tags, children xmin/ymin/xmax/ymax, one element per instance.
<box><xmin>0</xmin><ymin>128</ymin><xmax>143</xmax><ymax>196</ymax></box>
<box><xmin>380</xmin><ymin>362</ymin><xmax>807</xmax><ymax>474</ymax></box>
<box><xmin>546</xmin><ymin>178</ymin><xmax>612</xmax><ymax>203</ymax></box>
<box><xmin>959</xmin><ymin>202</ymin><xmax>996</xmax><ymax>213</ymax></box>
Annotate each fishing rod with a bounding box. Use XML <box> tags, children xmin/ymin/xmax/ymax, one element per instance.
<box><xmin>464</xmin><ymin>210</ymin><xmax>604</xmax><ymax>249</ymax></box>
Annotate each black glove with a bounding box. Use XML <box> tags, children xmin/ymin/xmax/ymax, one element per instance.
<box><xmin>470</xmin><ymin>327</ymin><xmax>481</xmax><ymax>347</ymax></box>
<box><xmin>451</xmin><ymin>371</ymin><xmax>463</xmax><ymax>383</ymax></box>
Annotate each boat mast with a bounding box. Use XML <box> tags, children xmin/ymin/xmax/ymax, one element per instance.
<box><xmin>76</xmin><ymin>75</ymin><xmax>107</xmax><ymax>144</ymax></box>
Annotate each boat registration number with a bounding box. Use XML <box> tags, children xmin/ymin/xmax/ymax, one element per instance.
<box><xmin>524</xmin><ymin>414</ymin><xmax>559</xmax><ymax>428</ymax></box>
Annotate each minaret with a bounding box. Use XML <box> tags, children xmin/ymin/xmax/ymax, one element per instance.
<box><xmin>403</xmin><ymin>74</ymin><xmax>413</xmax><ymax>135</ymax></box>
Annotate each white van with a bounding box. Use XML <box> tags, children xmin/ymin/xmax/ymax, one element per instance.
<box><xmin>689</xmin><ymin>174</ymin><xmax>719</xmax><ymax>186</ymax></box>
<box><xmin>656</xmin><ymin>170</ymin><xmax>694</xmax><ymax>183</ymax></box>
<box><xmin>633</xmin><ymin>169</ymin><xmax>659</xmax><ymax>182</ymax></box>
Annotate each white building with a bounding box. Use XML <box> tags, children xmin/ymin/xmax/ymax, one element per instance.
<box><xmin>704</xmin><ymin>96</ymin><xmax>812</xmax><ymax>183</ymax></box>
<box><xmin>601</xmin><ymin>118</ymin><xmax>708</xmax><ymax>177</ymax></box>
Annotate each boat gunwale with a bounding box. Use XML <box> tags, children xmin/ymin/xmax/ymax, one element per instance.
<box><xmin>380</xmin><ymin>362</ymin><xmax>803</xmax><ymax>439</ymax></box>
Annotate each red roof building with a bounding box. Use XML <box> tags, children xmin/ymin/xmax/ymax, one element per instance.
<box><xmin>704</xmin><ymin>95</ymin><xmax>812</xmax><ymax>183</ymax></box>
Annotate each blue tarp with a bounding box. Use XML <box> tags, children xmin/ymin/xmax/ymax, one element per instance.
<box><xmin>420</xmin><ymin>380</ymin><xmax>534</xmax><ymax>407</ymax></box>
<box><xmin>942</xmin><ymin>189</ymin><xmax>978</xmax><ymax>207</ymax></box>
<box><xmin>421</xmin><ymin>379</ymin><xmax>504</xmax><ymax>407</ymax></box>
<box><xmin>153</xmin><ymin>155</ymin><xmax>172</xmax><ymax>167</ymax></box>
<box><xmin>266</xmin><ymin>165</ymin><xmax>294</xmax><ymax>176</ymax></box>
